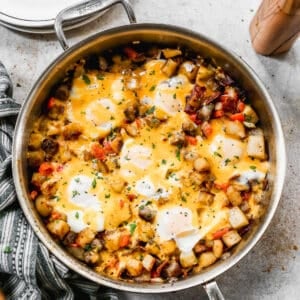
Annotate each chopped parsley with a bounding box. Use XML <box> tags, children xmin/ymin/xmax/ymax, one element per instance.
<box><xmin>149</xmin><ymin>70</ymin><xmax>155</xmax><ymax>75</ymax></box>
<box><xmin>97</xmin><ymin>74</ymin><xmax>105</xmax><ymax>80</ymax></box>
<box><xmin>51</xmin><ymin>195</ymin><xmax>60</xmax><ymax>202</ymax></box>
<box><xmin>173</xmin><ymin>93</ymin><xmax>177</xmax><ymax>99</ymax></box>
<box><xmin>3</xmin><ymin>246</ymin><xmax>12</xmax><ymax>254</ymax></box>
<box><xmin>72</xmin><ymin>190</ymin><xmax>80</xmax><ymax>198</ymax></box>
<box><xmin>139</xmin><ymin>201</ymin><xmax>152</xmax><ymax>210</ymax></box>
<box><xmin>250</xmin><ymin>165</ymin><xmax>257</xmax><ymax>171</ymax></box>
<box><xmin>149</xmin><ymin>85</ymin><xmax>156</xmax><ymax>92</ymax></box>
<box><xmin>105</xmin><ymin>193</ymin><xmax>111</xmax><ymax>199</ymax></box>
<box><xmin>75</xmin><ymin>212</ymin><xmax>79</xmax><ymax>219</ymax></box>
<box><xmin>152</xmin><ymin>143</ymin><xmax>156</xmax><ymax>149</ymax></box>
<box><xmin>91</xmin><ymin>178</ymin><xmax>97</xmax><ymax>189</ymax></box>
<box><xmin>214</xmin><ymin>151</ymin><xmax>222</xmax><ymax>158</ymax></box>
<box><xmin>224</xmin><ymin>158</ymin><xmax>231</xmax><ymax>166</ymax></box>
<box><xmin>128</xmin><ymin>223</ymin><xmax>137</xmax><ymax>235</ymax></box>
<box><xmin>145</xmin><ymin>106</ymin><xmax>156</xmax><ymax>115</ymax></box>
<box><xmin>176</xmin><ymin>147</ymin><xmax>181</xmax><ymax>161</ymax></box>
<box><xmin>82</xmin><ymin>74</ymin><xmax>91</xmax><ymax>85</ymax></box>
<box><xmin>161</xmin><ymin>159</ymin><xmax>167</xmax><ymax>165</ymax></box>
<box><xmin>75</xmin><ymin>177</ymin><xmax>80</xmax><ymax>183</ymax></box>
<box><xmin>84</xmin><ymin>244</ymin><xmax>92</xmax><ymax>251</ymax></box>
<box><xmin>181</xmin><ymin>196</ymin><xmax>187</xmax><ymax>202</ymax></box>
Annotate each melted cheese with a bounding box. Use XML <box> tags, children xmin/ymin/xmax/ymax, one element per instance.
<box><xmin>50</xmin><ymin>59</ymin><xmax>268</xmax><ymax>250</ymax></box>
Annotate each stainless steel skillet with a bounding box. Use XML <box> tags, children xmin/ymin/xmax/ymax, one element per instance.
<box><xmin>12</xmin><ymin>0</ymin><xmax>286</xmax><ymax>298</ymax></box>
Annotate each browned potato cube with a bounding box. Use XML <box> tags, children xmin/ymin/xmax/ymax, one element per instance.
<box><xmin>47</xmin><ymin>220</ymin><xmax>70</xmax><ymax>240</ymax></box>
<box><xmin>179</xmin><ymin>250</ymin><xmax>197</xmax><ymax>268</ymax></box>
<box><xmin>212</xmin><ymin>240</ymin><xmax>224</xmax><ymax>258</ymax></box>
<box><xmin>247</xmin><ymin>135</ymin><xmax>266</xmax><ymax>160</ymax></box>
<box><xmin>160</xmin><ymin>240</ymin><xmax>177</xmax><ymax>256</ymax></box>
<box><xmin>126</xmin><ymin>258</ymin><xmax>143</xmax><ymax>277</ymax></box>
<box><xmin>222</xmin><ymin>230</ymin><xmax>242</xmax><ymax>248</ymax></box>
<box><xmin>161</xmin><ymin>59</ymin><xmax>178</xmax><ymax>77</ymax></box>
<box><xmin>178</xmin><ymin>61</ymin><xmax>198</xmax><ymax>81</ymax></box>
<box><xmin>162</xmin><ymin>48</ymin><xmax>182</xmax><ymax>58</ymax></box>
<box><xmin>226</xmin><ymin>186</ymin><xmax>242</xmax><ymax>206</ymax></box>
<box><xmin>224</xmin><ymin>120</ymin><xmax>246</xmax><ymax>139</ymax></box>
<box><xmin>229</xmin><ymin>207</ymin><xmax>249</xmax><ymax>229</ymax></box>
<box><xmin>197</xmin><ymin>191</ymin><xmax>214</xmax><ymax>206</ymax></box>
<box><xmin>199</xmin><ymin>251</ymin><xmax>217</xmax><ymax>268</ymax></box>
<box><xmin>193</xmin><ymin>157</ymin><xmax>210</xmax><ymax>172</ymax></box>
<box><xmin>35</xmin><ymin>195</ymin><xmax>53</xmax><ymax>217</ymax></box>
<box><xmin>243</xmin><ymin>105</ymin><xmax>258</xmax><ymax>124</ymax></box>
<box><xmin>76</xmin><ymin>227</ymin><xmax>96</xmax><ymax>247</ymax></box>
<box><xmin>142</xmin><ymin>254</ymin><xmax>156</xmax><ymax>271</ymax></box>
<box><xmin>105</xmin><ymin>231</ymin><xmax>122</xmax><ymax>251</ymax></box>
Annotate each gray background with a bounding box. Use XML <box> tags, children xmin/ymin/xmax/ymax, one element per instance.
<box><xmin>0</xmin><ymin>0</ymin><xmax>299</xmax><ymax>299</ymax></box>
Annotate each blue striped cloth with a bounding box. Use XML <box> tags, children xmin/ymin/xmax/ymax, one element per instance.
<box><xmin>0</xmin><ymin>61</ymin><xmax>116</xmax><ymax>300</ymax></box>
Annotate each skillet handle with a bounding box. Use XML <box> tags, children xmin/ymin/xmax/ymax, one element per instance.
<box><xmin>203</xmin><ymin>281</ymin><xmax>225</xmax><ymax>300</ymax></box>
<box><xmin>54</xmin><ymin>0</ymin><xmax>136</xmax><ymax>50</ymax></box>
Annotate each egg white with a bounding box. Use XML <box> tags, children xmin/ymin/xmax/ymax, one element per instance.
<box><xmin>156</xmin><ymin>206</ymin><xmax>201</xmax><ymax>252</ymax></box>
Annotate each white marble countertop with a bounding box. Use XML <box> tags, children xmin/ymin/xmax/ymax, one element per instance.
<box><xmin>1</xmin><ymin>0</ymin><xmax>299</xmax><ymax>299</ymax></box>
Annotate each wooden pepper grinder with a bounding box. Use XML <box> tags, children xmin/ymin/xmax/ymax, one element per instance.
<box><xmin>250</xmin><ymin>0</ymin><xmax>300</xmax><ymax>55</ymax></box>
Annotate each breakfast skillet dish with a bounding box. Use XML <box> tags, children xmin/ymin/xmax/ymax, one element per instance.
<box><xmin>27</xmin><ymin>43</ymin><xmax>269</xmax><ymax>282</ymax></box>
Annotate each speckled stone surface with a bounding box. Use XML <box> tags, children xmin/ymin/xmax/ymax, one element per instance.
<box><xmin>0</xmin><ymin>0</ymin><xmax>299</xmax><ymax>299</ymax></box>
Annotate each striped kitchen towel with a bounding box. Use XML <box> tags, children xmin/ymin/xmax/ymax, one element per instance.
<box><xmin>0</xmin><ymin>61</ymin><xmax>115</xmax><ymax>300</ymax></box>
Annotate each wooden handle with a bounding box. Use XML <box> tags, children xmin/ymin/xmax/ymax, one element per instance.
<box><xmin>250</xmin><ymin>0</ymin><xmax>300</xmax><ymax>55</ymax></box>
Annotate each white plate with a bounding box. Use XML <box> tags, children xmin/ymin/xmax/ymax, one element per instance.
<box><xmin>0</xmin><ymin>0</ymin><xmax>105</xmax><ymax>33</ymax></box>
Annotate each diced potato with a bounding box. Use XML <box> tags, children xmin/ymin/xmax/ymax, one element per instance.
<box><xmin>137</xmin><ymin>222</ymin><xmax>155</xmax><ymax>242</ymax></box>
<box><xmin>110</xmin><ymin>136</ymin><xmax>123</xmax><ymax>153</ymax></box>
<box><xmin>142</xmin><ymin>254</ymin><xmax>156</xmax><ymax>271</ymax></box>
<box><xmin>224</xmin><ymin>120</ymin><xmax>246</xmax><ymax>139</ymax></box>
<box><xmin>179</xmin><ymin>250</ymin><xmax>198</xmax><ymax>268</ymax></box>
<box><xmin>124</xmin><ymin>122</ymin><xmax>139</xmax><ymax>137</ymax></box>
<box><xmin>104</xmin><ymin>231</ymin><xmax>121</xmax><ymax>251</ymax></box>
<box><xmin>110</xmin><ymin>177</ymin><xmax>126</xmax><ymax>193</ymax></box>
<box><xmin>178</xmin><ymin>61</ymin><xmax>198</xmax><ymax>81</ymax></box>
<box><xmin>222</xmin><ymin>230</ymin><xmax>242</xmax><ymax>248</ymax></box>
<box><xmin>243</xmin><ymin>105</ymin><xmax>259</xmax><ymax>124</ymax></box>
<box><xmin>231</xmin><ymin>178</ymin><xmax>250</xmax><ymax>191</ymax></box>
<box><xmin>145</xmin><ymin>241</ymin><xmax>160</xmax><ymax>256</ymax></box>
<box><xmin>27</xmin><ymin>151</ymin><xmax>45</xmax><ymax>169</ymax></box>
<box><xmin>197</xmin><ymin>191</ymin><xmax>214</xmax><ymax>206</ymax></box>
<box><xmin>226</xmin><ymin>186</ymin><xmax>242</xmax><ymax>206</ymax></box>
<box><xmin>229</xmin><ymin>207</ymin><xmax>249</xmax><ymax>229</ymax></box>
<box><xmin>193</xmin><ymin>157</ymin><xmax>210</xmax><ymax>172</ymax></box>
<box><xmin>40</xmin><ymin>179</ymin><xmax>58</xmax><ymax>196</ymax></box>
<box><xmin>126</xmin><ymin>258</ymin><xmax>143</xmax><ymax>276</ymax></box>
<box><xmin>28</xmin><ymin>133</ymin><xmax>43</xmax><ymax>150</ymax></box>
<box><xmin>160</xmin><ymin>240</ymin><xmax>177</xmax><ymax>256</ymax></box>
<box><xmin>161</xmin><ymin>59</ymin><xmax>178</xmax><ymax>77</ymax></box>
<box><xmin>162</xmin><ymin>48</ymin><xmax>182</xmax><ymax>58</ymax></box>
<box><xmin>196</xmin><ymin>65</ymin><xmax>214</xmax><ymax>83</ymax></box>
<box><xmin>62</xmin><ymin>123</ymin><xmax>83</xmax><ymax>140</ymax></box>
<box><xmin>199</xmin><ymin>251</ymin><xmax>217</xmax><ymax>268</ymax></box>
<box><xmin>67</xmin><ymin>246</ymin><xmax>84</xmax><ymax>260</ymax></box>
<box><xmin>35</xmin><ymin>195</ymin><xmax>53</xmax><ymax>217</ymax></box>
<box><xmin>76</xmin><ymin>227</ymin><xmax>96</xmax><ymax>247</ymax></box>
<box><xmin>183</xmin><ymin>150</ymin><xmax>199</xmax><ymax>161</ymax></box>
<box><xmin>212</xmin><ymin>240</ymin><xmax>224</xmax><ymax>258</ymax></box>
<box><xmin>47</xmin><ymin>220</ymin><xmax>70</xmax><ymax>240</ymax></box>
<box><xmin>84</xmin><ymin>250</ymin><xmax>100</xmax><ymax>265</ymax></box>
<box><xmin>247</xmin><ymin>135</ymin><xmax>266</xmax><ymax>160</ymax></box>
<box><xmin>106</xmin><ymin>260</ymin><xmax>126</xmax><ymax>279</ymax></box>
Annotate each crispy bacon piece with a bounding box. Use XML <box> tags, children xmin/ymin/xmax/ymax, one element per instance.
<box><xmin>220</xmin><ymin>86</ymin><xmax>240</xmax><ymax>113</ymax></box>
<box><xmin>185</xmin><ymin>85</ymin><xmax>220</xmax><ymax>114</ymax></box>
